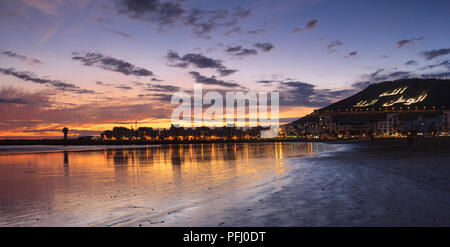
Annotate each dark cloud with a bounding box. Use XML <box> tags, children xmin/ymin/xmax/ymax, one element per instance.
<box><xmin>96</xmin><ymin>81</ymin><xmax>135</xmax><ymax>90</ymax></box>
<box><xmin>138</xmin><ymin>93</ymin><xmax>173</xmax><ymax>102</ymax></box>
<box><xmin>421</xmin><ymin>60</ymin><xmax>450</xmax><ymax>71</ymax></box>
<box><xmin>397</xmin><ymin>37</ymin><xmax>423</xmax><ymax>48</ymax></box>
<box><xmin>420</xmin><ymin>71</ymin><xmax>450</xmax><ymax>78</ymax></box>
<box><xmin>305</xmin><ymin>19</ymin><xmax>319</xmax><ymax>29</ymax></box>
<box><xmin>254</xmin><ymin>42</ymin><xmax>274</xmax><ymax>52</ymax></box>
<box><xmin>279</xmin><ymin>81</ymin><xmax>354</xmax><ymax>107</ymax></box>
<box><xmin>116</xmin><ymin>0</ymin><xmax>251</xmax><ymax>38</ymax></box>
<box><xmin>224</xmin><ymin>27</ymin><xmax>265</xmax><ymax>35</ymax></box>
<box><xmin>115</xmin><ymin>85</ymin><xmax>133</xmax><ymax>90</ymax></box>
<box><xmin>225</xmin><ymin>46</ymin><xmax>258</xmax><ymax>57</ymax></box>
<box><xmin>327</xmin><ymin>40</ymin><xmax>343</xmax><ymax>52</ymax></box>
<box><xmin>256</xmin><ymin>80</ymin><xmax>275</xmax><ymax>84</ymax></box>
<box><xmin>189</xmin><ymin>71</ymin><xmax>241</xmax><ymax>88</ymax></box>
<box><xmin>351</xmin><ymin>69</ymin><xmax>415</xmax><ymax>89</ymax></box>
<box><xmin>151</xmin><ymin>77</ymin><xmax>164</xmax><ymax>82</ymax></box>
<box><xmin>0</xmin><ymin>97</ymin><xmax>28</xmax><ymax>104</ymax></box>
<box><xmin>345</xmin><ymin>51</ymin><xmax>357</xmax><ymax>58</ymax></box>
<box><xmin>72</xmin><ymin>52</ymin><xmax>154</xmax><ymax>76</ymax></box>
<box><xmin>0</xmin><ymin>68</ymin><xmax>96</xmax><ymax>94</ymax></box>
<box><xmin>96</xmin><ymin>81</ymin><xmax>114</xmax><ymax>86</ymax></box>
<box><xmin>404</xmin><ymin>60</ymin><xmax>418</xmax><ymax>66</ymax></box>
<box><xmin>116</xmin><ymin>0</ymin><xmax>185</xmax><ymax>26</ymax></box>
<box><xmin>290</xmin><ymin>19</ymin><xmax>320</xmax><ymax>33</ymax></box>
<box><xmin>144</xmin><ymin>83</ymin><xmax>180</xmax><ymax>92</ymax></box>
<box><xmin>105</xmin><ymin>28</ymin><xmax>133</xmax><ymax>38</ymax></box>
<box><xmin>166</xmin><ymin>51</ymin><xmax>237</xmax><ymax>76</ymax></box>
<box><xmin>420</xmin><ymin>48</ymin><xmax>450</xmax><ymax>60</ymax></box>
<box><xmin>1</xmin><ymin>51</ymin><xmax>42</xmax><ymax>65</ymax></box>
<box><xmin>247</xmin><ymin>29</ymin><xmax>265</xmax><ymax>34</ymax></box>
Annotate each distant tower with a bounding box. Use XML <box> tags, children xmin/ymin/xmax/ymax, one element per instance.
<box><xmin>62</xmin><ymin>127</ymin><xmax>69</xmax><ymax>140</ymax></box>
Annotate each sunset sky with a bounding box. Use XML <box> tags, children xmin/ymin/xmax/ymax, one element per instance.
<box><xmin>1</xmin><ymin>0</ymin><xmax>450</xmax><ymax>138</ymax></box>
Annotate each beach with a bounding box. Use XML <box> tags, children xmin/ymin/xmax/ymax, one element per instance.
<box><xmin>133</xmin><ymin>140</ymin><xmax>450</xmax><ymax>227</ymax></box>
<box><xmin>0</xmin><ymin>141</ymin><xmax>449</xmax><ymax>226</ymax></box>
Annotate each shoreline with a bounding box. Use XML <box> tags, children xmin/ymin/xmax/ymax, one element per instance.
<box><xmin>126</xmin><ymin>141</ymin><xmax>450</xmax><ymax>227</ymax></box>
<box><xmin>1</xmin><ymin>136</ymin><xmax>449</xmax><ymax>146</ymax></box>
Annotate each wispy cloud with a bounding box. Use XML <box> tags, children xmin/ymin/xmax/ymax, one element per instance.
<box><xmin>254</xmin><ymin>42</ymin><xmax>274</xmax><ymax>52</ymax></box>
<box><xmin>327</xmin><ymin>40</ymin><xmax>343</xmax><ymax>52</ymax></box>
<box><xmin>72</xmin><ymin>52</ymin><xmax>154</xmax><ymax>76</ymax></box>
<box><xmin>166</xmin><ymin>51</ymin><xmax>237</xmax><ymax>76</ymax></box>
<box><xmin>189</xmin><ymin>71</ymin><xmax>241</xmax><ymax>88</ymax></box>
<box><xmin>0</xmin><ymin>68</ymin><xmax>96</xmax><ymax>94</ymax></box>
<box><xmin>104</xmin><ymin>28</ymin><xmax>133</xmax><ymax>39</ymax></box>
<box><xmin>1</xmin><ymin>51</ymin><xmax>42</xmax><ymax>65</ymax></box>
<box><xmin>279</xmin><ymin>80</ymin><xmax>354</xmax><ymax>107</ymax></box>
<box><xmin>397</xmin><ymin>37</ymin><xmax>424</xmax><ymax>48</ymax></box>
<box><xmin>291</xmin><ymin>19</ymin><xmax>319</xmax><ymax>33</ymax></box>
<box><xmin>420</xmin><ymin>48</ymin><xmax>450</xmax><ymax>60</ymax></box>
<box><xmin>116</xmin><ymin>0</ymin><xmax>251</xmax><ymax>38</ymax></box>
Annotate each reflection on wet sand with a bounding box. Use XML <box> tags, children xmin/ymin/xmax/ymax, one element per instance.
<box><xmin>0</xmin><ymin>142</ymin><xmax>328</xmax><ymax>226</ymax></box>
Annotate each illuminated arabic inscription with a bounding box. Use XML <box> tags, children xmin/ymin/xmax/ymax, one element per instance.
<box><xmin>379</xmin><ymin>86</ymin><xmax>408</xmax><ymax>97</ymax></box>
<box><xmin>382</xmin><ymin>92</ymin><xmax>428</xmax><ymax>107</ymax></box>
<box><xmin>354</xmin><ymin>99</ymin><xmax>378</xmax><ymax>107</ymax></box>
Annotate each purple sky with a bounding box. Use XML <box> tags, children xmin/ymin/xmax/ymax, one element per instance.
<box><xmin>0</xmin><ymin>0</ymin><xmax>449</xmax><ymax>138</ymax></box>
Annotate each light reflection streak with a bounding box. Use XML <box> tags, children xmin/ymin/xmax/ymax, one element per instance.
<box><xmin>0</xmin><ymin>142</ymin><xmax>324</xmax><ymax>226</ymax></box>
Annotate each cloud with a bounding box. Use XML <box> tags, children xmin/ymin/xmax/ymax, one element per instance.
<box><xmin>138</xmin><ymin>93</ymin><xmax>173</xmax><ymax>102</ymax></box>
<box><xmin>305</xmin><ymin>19</ymin><xmax>319</xmax><ymax>29</ymax></box>
<box><xmin>421</xmin><ymin>60</ymin><xmax>450</xmax><ymax>70</ymax></box>
<box><xmin>72</xmin><ymin>52</ymin><xmax>154</xmax><ymax>76</ymax></box>
<box><xmin>224</xmin><ymin>27</ymin><xmax>265</xmax><ymax>35</ymax></box>
<box><xmin>115</xmin><ymin>85</ymin><xmax>133</xmax><ymax>90</ymax></box>
<box><xmin>189</xmin><ymin>71</ymin><xmax>241</xmax><ymax>88</ymax></box>
<box><xmin>105</xmin><ymin>28</ymin><xmax>133</xmax><ymax>39</ymax></box>
<box><xmin>327</xmin><ymin>40</ymin><xmax>343</xmax><ymax>52</ymax></box>
<box><xmin>1</xmin><ymin>51</ymin><xmax>42</xmax><ymax>65</ymax></box>
<box><xmin>0</xmin><ymin>87</ymin><xmax>172</xmax><ymax>136</ymax></box>
<box><xmin>116</xmin><ymin>0</ymin><xmax>251</xmax><ymax>38</ymax></box>
<box><xmin>166</xmin><ymin>51</ymin><xmax>237</xmax><ymax>76</ymax></box>
<box><xmin>225</xmin><ymin>46</ymin><xmax>258</xmax><ymax>57</ymax></box>
<box><xmin>278</xmin><ymin>81</ymin><xmax>354</xmax><ymax>107</ymax></box>
<box><xmin>420</xmin><ymin>71</ymin><xmax>450</xmax><ymax>78</ymax></box>
<box><xmin>404</xmin><ymin>60</ymin><xmax>418</xmax><ymax>66</ymax></box>
<box><xmin>247</xmin><ymin>29</ymin><xmax>265</xmax><ymax>34</ymax></box>
<box><xmin>351</xmin><ymin>69</ymin><xmax>415</xmax><ymax>89</ymax></box>
<box><xmin>0</xmin><ymin>97</ymin><xmax>29</xmax><ymax>104</ymax></box>
<box><xmin>144</xmin><ymin>83</ymin><xmax>180</xmax><ymax>92</ymax></box>
<box><xmin>291</xmin><ymin>19</ymin><xmax>318</xmax><ymax>34</ymax></box>
<box><xmin>397</xmin><ymin>37</ymin><xmax>424</xmax><ymax>48</ymax></box>
<box><xmin>256</xmin><ymin>80</ymin><xmax>276</xmax><ymax>85</ymax></box>
<box><xmin>254</xmin><ymin>42</ymin><xmax>274</xmax><ymax>52</ymax></box>
<box><xmin>420</xmin><ymin>48</ymin><xmax>450</xmax><ymax>60</ymax></box>
<box><xmin>116</xmin><ymin>0</ymin><xmax>185</xmax><ymax>26</ymax></box>
<box><xmin>96</xmin><ymin>81</ymin><xmax>114</xmax><ymax>87</ymax></box>
<box><xmin>345</xmin><ymin>51</ymin><xmax>357</xmax><ymax>58</ymax></box>
<box><xmin>151</xmin><ymin>77</ymin><xmax>164</xmax><ymax>82</ymax></box>
<box><xmin>0</xmin><ymin>68</ymin><xmax>96</xmax><ymax>94</ymax></box>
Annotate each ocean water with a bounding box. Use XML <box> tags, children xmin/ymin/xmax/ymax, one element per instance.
<box><xmin>0</xmin><ymin>142</ymin><xmax>333</xmax><ymax>226</ymax></box>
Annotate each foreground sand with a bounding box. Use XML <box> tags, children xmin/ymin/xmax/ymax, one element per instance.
<box><xmin>129</xmin><ymin>140</ymin><xmax>450</xmax><ymax>227</ymax></box>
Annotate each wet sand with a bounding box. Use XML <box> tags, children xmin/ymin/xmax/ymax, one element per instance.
<box><xmin>131</xmin><ymin>141</ymin><xmax>450</xmax><ymax>227</ymax></box>
<box><xmin>1</xmin><ymin>141</ymin><xmax>449</xmax><ymax>226</ymax></box>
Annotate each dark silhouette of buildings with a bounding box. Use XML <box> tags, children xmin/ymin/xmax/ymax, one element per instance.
<box><xmin>100</xmin><ymin>125</ymin><xmax>270</xmax><ymax>141</ymax></box>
